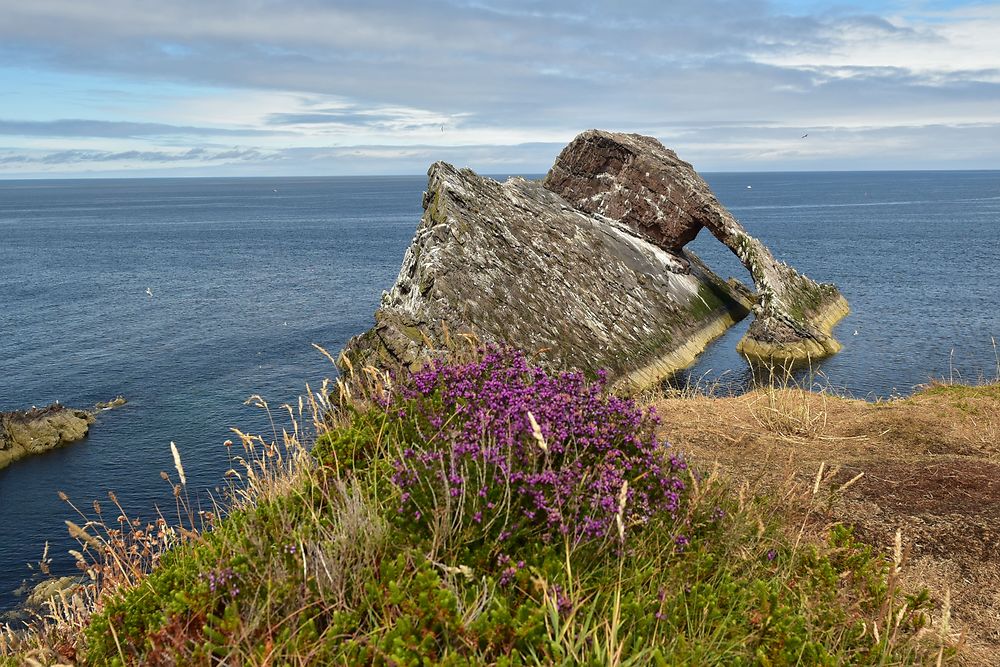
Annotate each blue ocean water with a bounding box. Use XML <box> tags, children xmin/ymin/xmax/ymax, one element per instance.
<box><xmin>1</xmin><ymin>171</ymin><xmax>998</xmax><ymax>611</ymax></box>
<box><xmin>683</xmin><ymin>171</ymin><xmax>1000</xmax><ymax>396</ymax></box>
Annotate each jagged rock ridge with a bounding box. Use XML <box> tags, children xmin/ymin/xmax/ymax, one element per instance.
<box><xmin>342</xmin><ymin>161</ymin><xmax>752</xmax><ymax>390</ymax></box>
<box><xmin>543</xmin><ymin>130</ymin><xmax>849</xmax><ymax>362</ymax></box>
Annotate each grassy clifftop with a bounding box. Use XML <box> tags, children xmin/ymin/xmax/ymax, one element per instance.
<box><xmin>653</xmin><ymin>381</ymin><xmax>1000</xmax><ymax>665</ymax></box>
<box><xmin>2</xmin><ymin>350</ymin><xmax>968</xmax><ymax>665</ymax></box>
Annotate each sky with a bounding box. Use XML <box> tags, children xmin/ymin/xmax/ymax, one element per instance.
<box><xmin>1</xmin><ymin>0</ymin><xmax>999</xmax><ymax>177</ymax></box>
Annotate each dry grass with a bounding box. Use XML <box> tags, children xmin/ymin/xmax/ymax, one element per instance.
<box><xmin>1</xmin><ymin>340</ymin><xmax>985</xmax><ymax>664</ymax></box>
<box><xmin>0</xmin><ymin>347</ymin><xmax>357</xmax><ymax>665</ymax></box>
<box><xmin>652</xmin><ymin>380</ymin><xmax>1000</xmax><ymax>666</ymax></box>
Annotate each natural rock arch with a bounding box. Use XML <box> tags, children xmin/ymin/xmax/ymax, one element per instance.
<box><xmin>342</xmin><ymin>130</ymin><xmax>849</xmax><ymax>392</ymax></box>
<box><xmin>542</xmin><ymin>130</ymin><xmax>849</xmax><ymax>362</ymax></box>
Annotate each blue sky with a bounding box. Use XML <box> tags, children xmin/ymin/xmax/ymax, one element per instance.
<box><xmin>1</xmin><ymin>0</ymin><xmax>999</xmax><ymax>177</ymax></box>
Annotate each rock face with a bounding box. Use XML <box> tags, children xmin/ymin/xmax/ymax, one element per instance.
<box><xmin>0</xmin><ymin>403</ymin><xmax>96</xmax><ymax>470</ymax></box>
<box><xmin>344</xmin><ymin>130</ymin><xmax>849</xmax><ymax>387</ymax></box>
<box><xmin>342</xmin><ymin>161</ymin><xmax>752</xmax><ymax>390</ymax></box>
<box><xmin>543</xmin><ymin>130</ymin><xmax>848</xmax><ymax>363</ymax></box>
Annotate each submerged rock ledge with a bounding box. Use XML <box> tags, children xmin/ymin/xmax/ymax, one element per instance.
<box><xmin>344</xmin><ymin>131</ymin><xmax>847</xmax><ymax>387</ymax></box>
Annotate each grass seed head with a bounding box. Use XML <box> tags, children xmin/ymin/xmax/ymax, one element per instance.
<box><xmin>170</xmin><ymin>441</ymin><xmax>186</xmax><ymax>486</ymax></box>
<box><xmin>527</xmin><ymin>411</ymin><xmax>547</xmax><ymax>452</ymax></box>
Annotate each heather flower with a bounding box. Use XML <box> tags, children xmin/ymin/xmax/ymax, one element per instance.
<box><xmin>382</xmin><ymin>346</ymin><xmax>688</xmax><ymax>551</ymax></box>
<box><xmin>497</xmin><ymin>553</ymin><xmax>526</xmax><ymax>587</ymax></box>
<box><xmin>549</xmin><ymin>584</ymin><xmax>573</xmax><ymax>616</ymax></box>
<box><xmin>203</xmin><ymin>567</ymin><xmax>240</xmax><ymax>598</ymax></box>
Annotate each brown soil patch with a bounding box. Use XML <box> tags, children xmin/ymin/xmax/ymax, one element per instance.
<box><xmin>849</xmin><ymin>460</ymin><xmax>1000</xmax><ymax>517</ymax></box>
<box><xmin>652</xmin><ymin>382</ymin><xmax>1000</xmax><ymax>665</ymax></box>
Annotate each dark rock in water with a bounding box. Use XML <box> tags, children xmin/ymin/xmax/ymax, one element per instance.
<box><xmin>543</xmin><ymin>130</ymin><xmax>849</xmax><ymax>363</ymax></box>
<box><xmin>0</xmin><ymin>397</ymin><xmax>124</xmax><ymax>470</ymax></box>
<box><xmin>24</xmin><ymin>575</ymin><xmax>84</xmax><ymax>611</ymax></box>
<box><xmin>94</xmin><ymin>395</ymin><xmax>127</xmax><ymax>411</ymax></box>
<box><xmin>342</xmin><ymin>161</ymin><xmax>752</xmax><ymax>391</ymax></box>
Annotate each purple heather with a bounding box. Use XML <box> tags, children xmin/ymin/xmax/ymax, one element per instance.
<box><xmin>383</xmin><ymin>347</ymin><xmax>689</xmax><ymax>548</ymax></box>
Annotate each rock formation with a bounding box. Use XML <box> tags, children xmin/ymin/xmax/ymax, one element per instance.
<box><xmin>342</xmin><ymin>161</ymin><xmax>752</xmax><ymax>391</ymax></box>
<box><xmin>343</xmin><ymin>130</ymin><xmax>848</xmax><ymax>388</ymax></box>
<box><xmin>1</xmin><ymin>576</ymin><xmax>86</xmax><ymax>623</ymax></box>
<box><xmin>25</xmin><ymin>576</ymin><xmax>83</xmax><ymax>611</ymax></box>
<box><xmin>543</xmin><ymin>130</ymin><xmax>849</xmax><ymax>362</ymax></box>
<box><xmin>0</xmin><ymin>397</ymin><xmax>126</xmax><ymax>470</ymax></box>
<box><xmin>95</xmin><ymin>395</ymin><xmax>127</xmax><ymax>412</ymax></box>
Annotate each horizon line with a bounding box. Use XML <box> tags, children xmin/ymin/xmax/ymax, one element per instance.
<box><xmin>3</xmin><ymin>166</ymin><xmax>1000</xmax><ymax>182</ymax></box>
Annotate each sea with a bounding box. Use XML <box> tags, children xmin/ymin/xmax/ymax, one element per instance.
<box><xmin>1</xmin><ymin>171</ymin><xmax>998</xmax><ymax>611</ymax></box>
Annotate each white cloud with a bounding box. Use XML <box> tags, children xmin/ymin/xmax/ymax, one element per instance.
<box><xmin>0</xmin><ymin>0</ymin><xmax>998</xmax><ymax>174</ymax></box>
<box><xmin>754</xmin><ymin>4</ymin><xmax>1000</xmax><ymax>76</ymax></box>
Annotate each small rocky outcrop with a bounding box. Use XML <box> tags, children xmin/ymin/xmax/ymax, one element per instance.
<box><xmin>543</xmin><ymin>130</ymin><xmax>849</xmax><ymax>362</ymax></box>
<box><xmin>1</xmin><ymin>576</ymin><xmax>87</xmax><ymax>623</ymax></box>
<box><xmin>25</xmin><ymin>576</ymin><xmax>83</xmax><ymax>611</ymax></box>
<box><xmin>0</xmin><ymin>397</ymin><xmax>126</xmax><ymax>470</ymax></box>
<box><xmin>342</xmin><ymin>161</ymin><xmax>752</xmax><ymax>390</ymax></box>
<box><xmin>95</xmin><ymin>395</ymin><xmax>127</xmax><ymax>411</ymax></box>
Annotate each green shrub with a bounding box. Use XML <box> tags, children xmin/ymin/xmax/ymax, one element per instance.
<box><xmin>43</xmin><ymin>349</ymin><xmax>943</xmax><ymax>665</ymax></box>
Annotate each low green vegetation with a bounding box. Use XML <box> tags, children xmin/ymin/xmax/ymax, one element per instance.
<box><xmin>916</xmin><ymin>382</ymin><xmax>1000</xmax><ymax>402</ymax></box>
<box><xmin>3</xmin><ymin>348</ymin><xmax>946</xmax><ymax>665</ymax></box>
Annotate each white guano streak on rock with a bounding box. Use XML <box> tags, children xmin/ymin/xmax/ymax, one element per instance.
<box><xmin>597</xmin><ymin>216</ymin><xmax>688</xmax><ymax>274</ymax></box>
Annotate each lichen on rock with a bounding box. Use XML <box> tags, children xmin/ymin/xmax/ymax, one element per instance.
<box><xmin>342</xmin><ymin>160</ymin><xmax>752</xmax><ymax>391</ymax></box>
<box><xmin>344</xmin><ymin>130</ymin><xmax>848</xmax><ymax>387</ymax></box>
<box><xmin>543</xmin><ymin>130</ymin><xmax>849</xmax><ymax>364</ymax></box>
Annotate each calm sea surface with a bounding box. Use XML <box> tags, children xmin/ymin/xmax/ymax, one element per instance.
<box><xmin>1</xmin><ymin>171</ymin><xmax>998</xmax><ymax>610</ymax></box>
